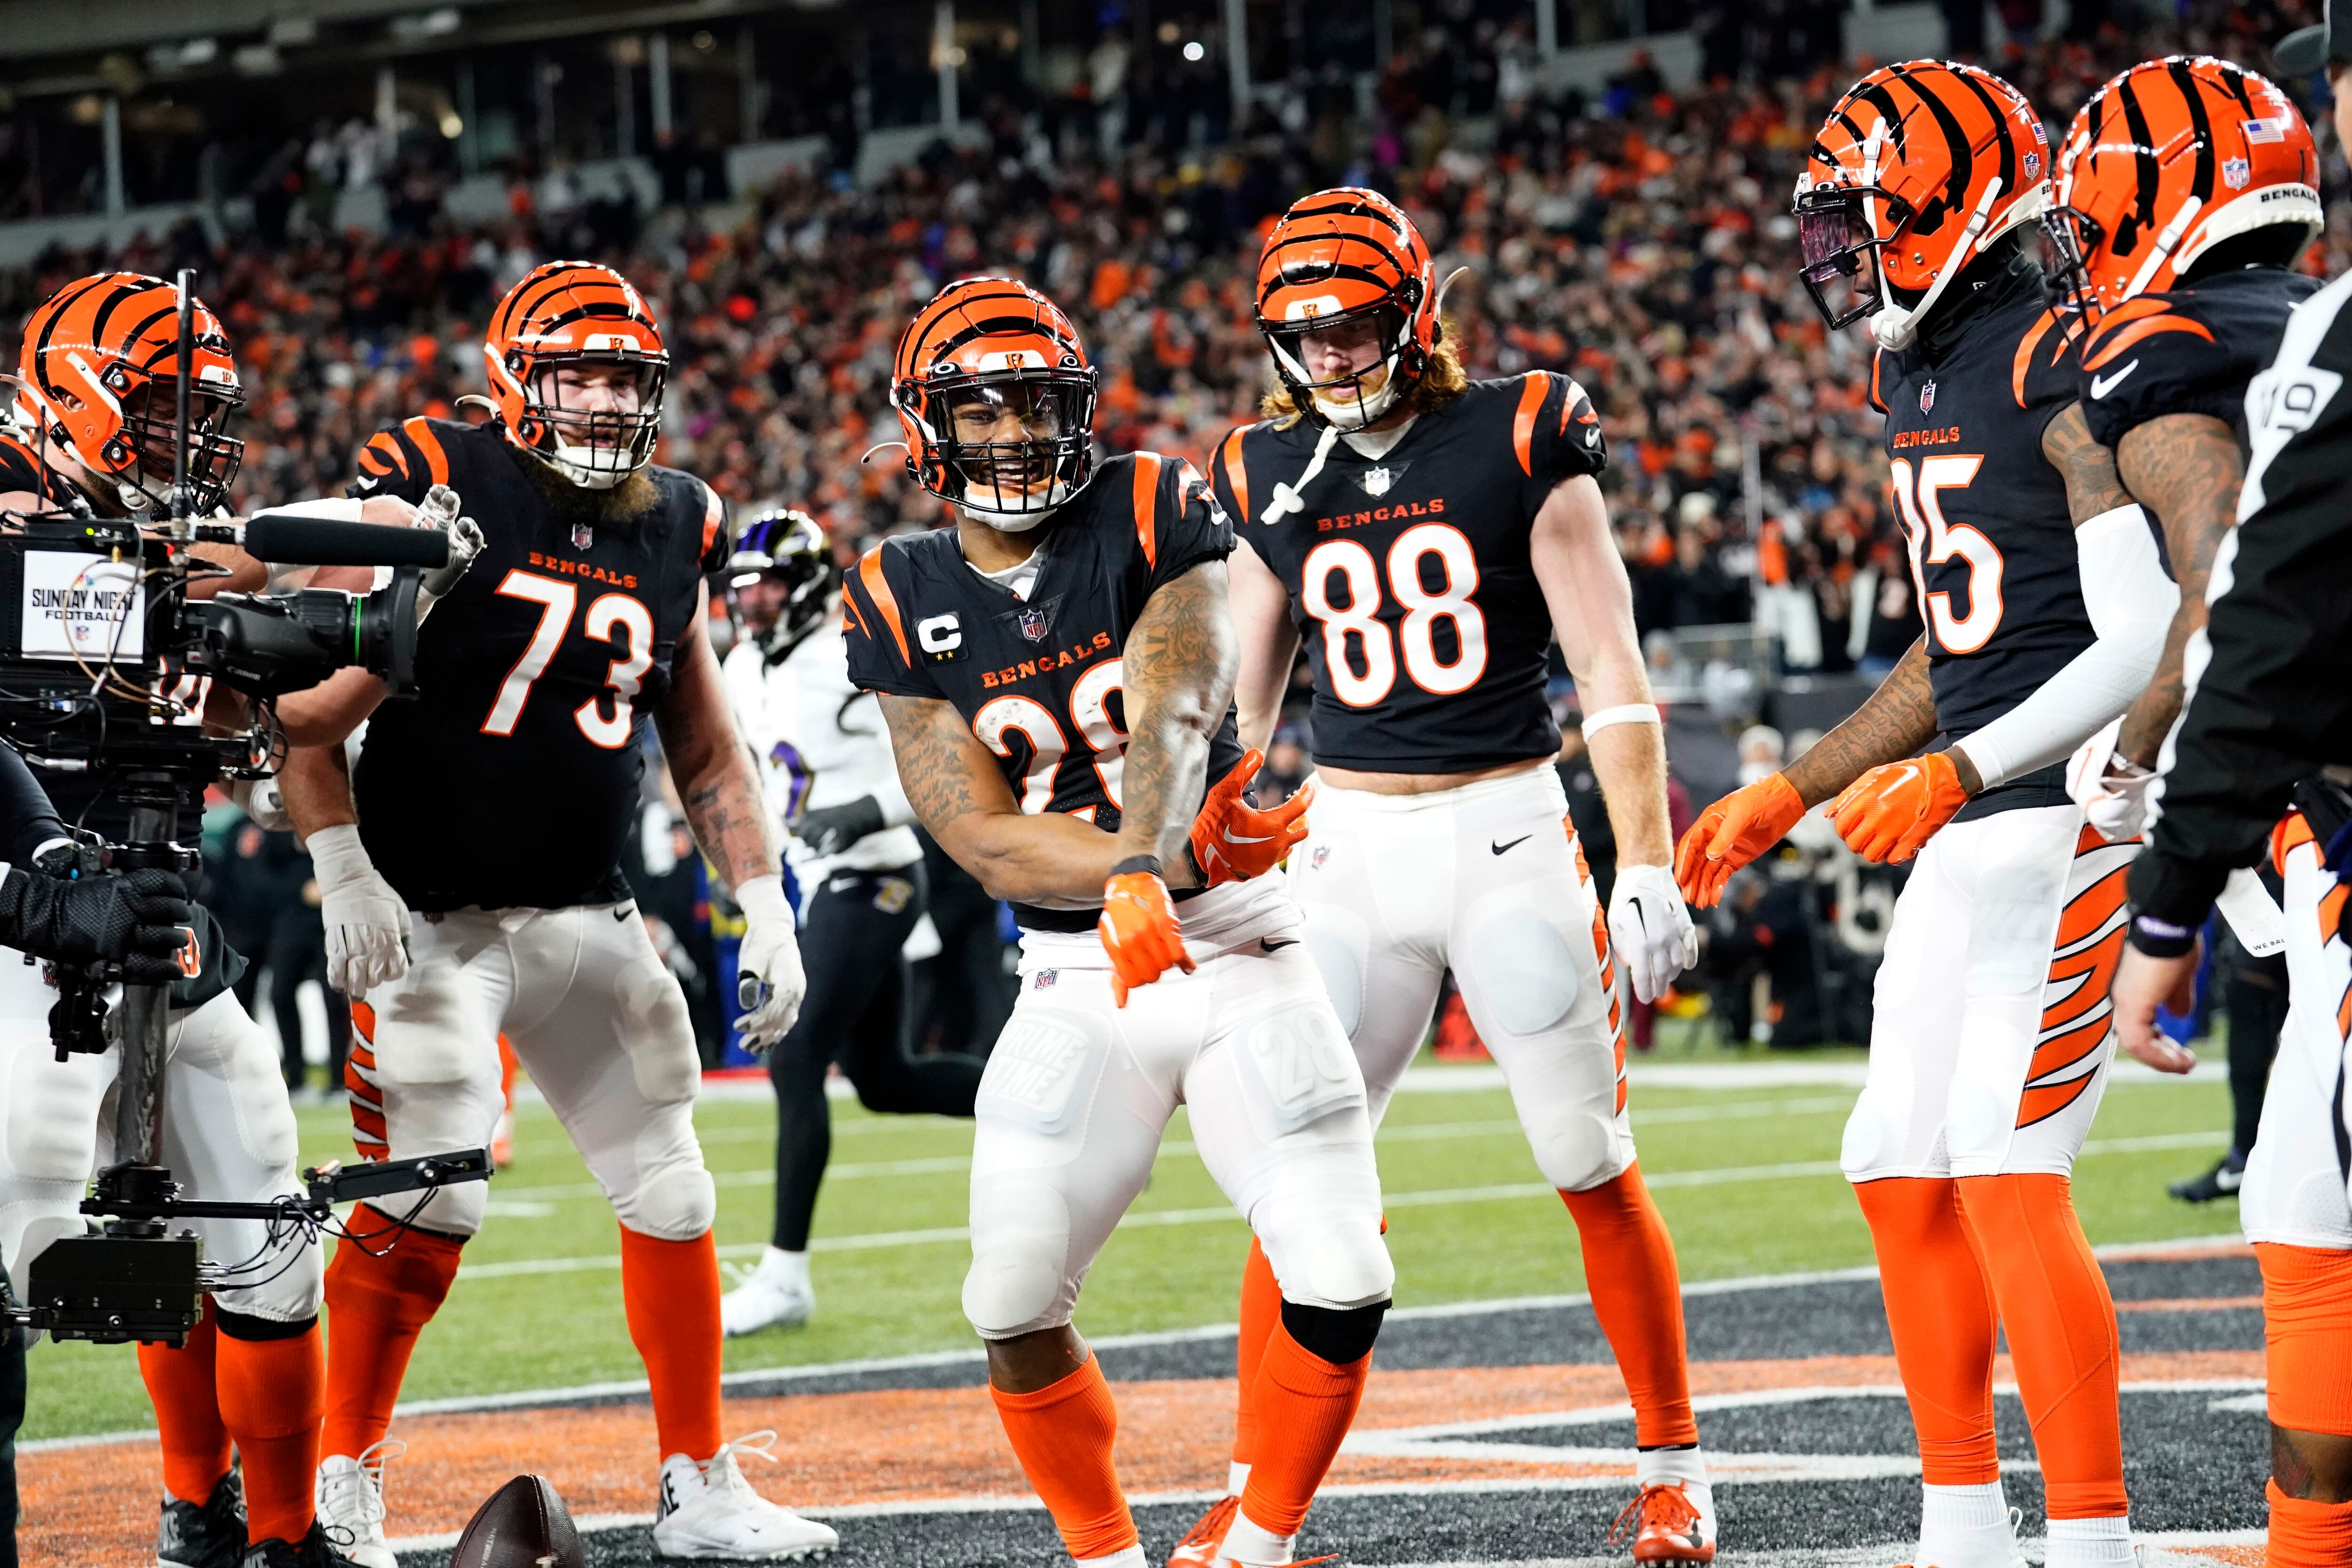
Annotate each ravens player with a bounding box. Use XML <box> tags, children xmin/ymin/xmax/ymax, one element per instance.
<box><xmin>271</xmin><ymin>263</ymin><xmax>830</xmax><ymax>1562</ymax></box>
<box><xmin>2072</xmin><ymin>49</ymin><xmax>2352</xmax><ymax>1566</ymax></box>
<box><xmin>1204</xmin><ymin>187</ymin><xmax>1711</xmax><ymax>1567</ymax></box>
<box><xmin>842</xmin><ymin>277</ymin><xmax>1389</xmax><ymax>1568</ymax></box>
<box><xmin>717</xmin><ymin>509</ymin><xmax>984</xmax><ymax>1336</ymax></box>
<box><xmin>1677</xmin><ymin>62</ymin><xmax>2175</xmax><ymax>1568</ymax></box>
<box><xmin>0</xmin><ymin>271</ymin><xmax>411</xmax><ymax>1568</ymax></box>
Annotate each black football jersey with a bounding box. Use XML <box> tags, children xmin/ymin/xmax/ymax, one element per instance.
<box><xmin>840</xmin><ymin>451</ymin><xmax>1244</xmax><ymax>934</ymax></box>
<box><xmin>1871</xmin><ymin>277</ymin><xmax>2093</xmax><ymax>816</ymax></box>
<box><xmin>1211</xmin><ymin>374</ymin><xmax>1606</xmax><ymax>773</ymax></box>
<box><xmin>343</xmin><ymin>418</ymin><xmax>727</xmax><ymax>911</ymax></box>
<box><xmin>2079</xmin><ymin>266</ymin><xmax>2321</xmax><ymax>451</ymax></box>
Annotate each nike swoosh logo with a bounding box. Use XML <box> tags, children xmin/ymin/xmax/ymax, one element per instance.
<box><xmin>1259</xmin><ymin>938</ymin><xmax>1297</xmax><ymax>952</ymax></box>
<box><xmin>2090</xmin><ymin>358</ymin><xmax>2140</xmax><ymax>399</ymax></box>
<box><xmin>1491</xmin><ymin>835</ymin><xmax>1531</xmax><ymax>855</ymax></box>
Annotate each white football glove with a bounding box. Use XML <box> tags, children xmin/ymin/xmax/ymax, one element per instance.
<box><xmin>1608</xmin><ymin>861</ymin><xmax>1699</xmax><ymax>1005</ymax></box>
<box><xmin>733</xmin><ymin>875</ymin><xmax>806</xmax><ymax>1052</ymax></box>
<box><xmin>306</xmin><ymin>822</ymin><xmax>411</xmax><ymax>999</ymax></box>
<box><xmin>2065</xmin><ymin>718</ymin><xmax>2161</xmax><ymax>844</ymax></box>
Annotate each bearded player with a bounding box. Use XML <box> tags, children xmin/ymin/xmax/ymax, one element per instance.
<box><xmin>2061</xmin><ymin>47</ymin><xmax>2352</xmax><ymax>1568</ymax></box>
<box><xmin>842</xmin><ymin>277</ymin><xmax>1391</xmax><ymax>1568</ymax></box>
<box><xmin>271</xmin><ymin>262</ymin><xmax>831</xmax><ymax>1562</ymax></box>
<box><xmin>1676</xmin><ymin>63</ymin><xmax>2175</xmax><ymax>1568</ymax></box>
<box><xmin>1203</xmin><ymin>187</ymin><xmax>1709</xmax><ymax>1566</ymax></box>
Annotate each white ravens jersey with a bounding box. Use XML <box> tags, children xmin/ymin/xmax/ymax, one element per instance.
<box><xmin>723</xmin><ymin>621</ymin><xmax>921</xmax><ymax>881</ymax></box>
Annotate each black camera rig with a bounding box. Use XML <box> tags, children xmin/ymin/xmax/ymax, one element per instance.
<box><xmin>0</xmin><ymin>270</ymin><xmax>487</xmax><ymax>1345</ymax></box>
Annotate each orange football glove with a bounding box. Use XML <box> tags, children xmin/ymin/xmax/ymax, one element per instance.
<box><xmin>1098</xmin><ymin>861</ymin><xmax>1195</xmax><ymax>1007</ymax></box>
<box><xmin>1825</xmin><ymin>752</ymin><xmax>1969</xmax><ymax>864</ymax></box>
<box><xmin>1674</xmin><ymin>772</ymin><xmax>1806</xmax><ymax>907</ymax></box>
<box><xmin>1190</xmin><ymin>749</ymin><xmax>1313</xmax><ymax>887</ymax></box>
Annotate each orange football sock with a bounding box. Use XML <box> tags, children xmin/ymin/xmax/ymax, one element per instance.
<box><xmin>990</xmin><ymin>1357</ymin><xmax>1138</xmax><ymax>1560</ymax></box>
<box><xmin>138</xmin><ymin>1305</ymin><xmax>231</xmax><ymax>1504</ymax></box>
<box><xmin>2257</xmin><ymin>1242</ymin><xmax>2352</xmax><ymax>1434</ymax></box>
<box><xmin>2268</xmin><ymin>1482</ymin><xmax>2352</xmax><ymax>1567</ymax></box>
<box><xmin>216</xmin><ymin>1319</ymin><xmax>325</xmax><ymax>1546</ymax></box>
<box><xmin>1238</xmin><ymin>1322</ymin><xmax>1373</xmax><ymax>1537</ymax></box>
<box><xmin>1230</xmin><ymin>1236</ymin><xmax>1281</xmax><ymax>1473</ymax></box>
<box><xmin>621</xmin><ymin>1225</ymin><xmax>723</xmax><ymax>1462</ymax></box>
<box><xmin>1559</xmin><ymin>1166</ymin><xmax>1697</xmax><ymax>1448</ymax></box>
<box><xmin>322</xmin><ymin>1204</ymin><xmax>464</xmax><ymax>1459</ymax></box>
<box><xmin>1956</xmin><ymin>1173</ymin><xmax>2124</xmax><ymax>1519</ymax></box>
<box><xmin>1852</xmin><ymin>1177</ymin><xmax>1999</xmax><ymax>1484</ymax></box>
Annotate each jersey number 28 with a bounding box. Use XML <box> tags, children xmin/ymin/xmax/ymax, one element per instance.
<box><xmin>1302</xmin><ymin>524</ymin><xmax>1488</xmax><ymax>706</ymax></box>
<box><xmin>481</xmin><ymin>569</ymin><xmax>656</xmax><ymax>748</ymax></box>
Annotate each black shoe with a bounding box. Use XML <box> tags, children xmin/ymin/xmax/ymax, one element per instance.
<box><xmin>159</xmin><ymin>1467</ymin><xmax>247</xmax><ymax>1568</ymax></box>
<box><xmin>239</xmin><ymin>1520</ymin><xmax>361</xmax><ymax>1568</ymax></box>
<box><xmin>2169</xmin><ymin>1151</ymin><xmax>2246</xmax><ymax>1202</ymax></box>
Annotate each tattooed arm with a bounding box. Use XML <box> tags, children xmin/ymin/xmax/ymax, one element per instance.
<box><xmin>2110</xmin><ymin>413</ymin><xmax>2242</xmax><ymax>767</ymax></box>
<box><xmin>2042</xmin><ymin>400</ymin><xmax>2135</xmax><ymax>523</ymax></box>
<box><xmin>654</xmin><ymin>582</ymin><xmax>780</xmax><ymax>894</ymax></box>
<box><xmin>1112</xmin><ymin>559</ymin><xmax>1237</xmax><ymax>871</ymax></box>
<box><xmin>1782</xmin><ymin>635</ymin><xmax>1944</xmax><ymax>803</ymax></box>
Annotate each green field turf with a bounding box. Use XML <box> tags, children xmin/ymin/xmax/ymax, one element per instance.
<box><xmin>27</xmin><ymin>1049</ymin><xmax>2240</xmax><ymax>1443</ymax></box>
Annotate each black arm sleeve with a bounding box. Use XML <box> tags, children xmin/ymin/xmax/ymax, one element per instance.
<box><xmin>0</xmin><ymin>745</ymin><xmax>68</xmax><ymax>868</ymax></box>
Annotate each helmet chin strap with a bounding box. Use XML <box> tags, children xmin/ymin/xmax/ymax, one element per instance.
<box><xmin>1869</xmin><ymin>175</ymin><xmax>2015</xmax><ymax>352</ymax></box>
<box><xmin>1311</xmin><ymin>373</ymin><xmax>1402</xmax><ymax>430</ymax></box>
<box><xmin>958</xmin><ymin>480</ymin><xmax>1072</xmax><ymax>532</ymax></box>
<box><xmin>548</xmin><ymin>441</ymin><xmax>632</xmax><ymax>490</ymax></box>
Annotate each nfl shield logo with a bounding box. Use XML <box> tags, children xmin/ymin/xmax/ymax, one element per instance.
<box><xmin>1363</xmin><ymin>466</ymin><xmax>1392</xmax><ymax>497</ymax></box>
<box><xmin>1017</xmin><ymin>607</ymin><xmax>1048</xmax><ymax>643</ymax></box>
<box><xmin>2022</xmin><ymin>150</ymin><xmax>2042</xmax><ymax>181</ymax></box>
<box><xmin>1919</xmin><ymin>380</ymin><xmax>1936</xmax><ymax>414</ymax></box>
<box><xmin>2223</xmin><ymin>156</ymin><xmax>2251</xmax><ymax>190</ymax></box>
<box><xmin>1034</xmin><ymin>969</ymin><xmax>1057</xmax><ymax>990</ymax></box>
<box><xmin>571</xmin><ymin>522</ymin><xmax>595</xmax><ymax>550</ymax></box>
<box><xmin>1311</xmin><ymin>845</ymin><xmax>1330</xmax><ymax>870</ymax></box>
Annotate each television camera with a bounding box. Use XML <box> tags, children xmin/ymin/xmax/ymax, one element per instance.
<box><xmin>0</xmin><ymin>270</ymin><xmax>486</xmax><ymax>1345</ymax></box>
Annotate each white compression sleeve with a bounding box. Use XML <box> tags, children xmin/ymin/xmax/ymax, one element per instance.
<box><xmin>1953</xmin><ymin>503</ymin><xmax>2174</xmax><ymax>789</ymax></box>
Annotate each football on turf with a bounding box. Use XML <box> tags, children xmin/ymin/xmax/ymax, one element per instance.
<box><xmin>448</xmin><ymin>1473</ymin><xmax>585</xmax><ymax>1567</ymax></box>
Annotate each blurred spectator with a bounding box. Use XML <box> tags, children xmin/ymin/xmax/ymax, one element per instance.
<box><xmin>1735</xmin><ymin>724</ymin><xmax>1785</xmax><ymax>787</ymax></box>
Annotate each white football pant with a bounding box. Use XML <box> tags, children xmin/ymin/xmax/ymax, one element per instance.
<box><xmin>347</xmin><ymin>901</ymin><xmax>712</xmax><ymax>1241</ymax></box>
<box><xmin>1284</xmin><ymin>764</ymin><xmax>1636</xmax><ymax>1194</ymax></box>
<box><xmin>2242</xmin><ymin>822</ymin><xmax>2352</xmax><ymax>1249</ymax></box>
<box><xmin>0</xmin><ymin>957</ymin><xmax>322</xmax><ymax>1325</ymax></box>
<box><xmin>964</xmin><ymin>876</ymin><xmax>1392</xmax><ymax>1338</ymax></box>
<box><xmin>1842</xmin><ymin>804</ymin><xmax>2135</xmax><ymax>1183</ymax></box>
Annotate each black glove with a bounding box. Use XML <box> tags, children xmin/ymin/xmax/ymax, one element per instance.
<box><xmin>0</xmin><ymin>866</ymin><xmax>193</xmax><ymax>984</ymax></box>
<box><xmin>791</xmin><ymin>795</ymin><xmax>886</xmax><ymax>858</ymax></box>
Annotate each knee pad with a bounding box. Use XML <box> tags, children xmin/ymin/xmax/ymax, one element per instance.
<box><xmin>962</xmin><ymin>1178</ymin><xmax>1075</xmax><ymax>1338</ymax></box>
<box><xmin>615</xmin><ymin>958</ymin><xmax>700</xmax><ymax>1105</ymax></box>
<box><xmin>1298</xmin><ymin>907</ymin><xmax>1369</xmax><ymax>1040</ymax></box>
<box><xmin>1280</xmin><ymin>1298</ymin><xmax>1388</xmax><ymax>1364</ymax></box>
<box><xmin>1462</xmin><ymin>894</ymin><xmax>1583</xmax><ymax>1038</ymax></box>
<box><xmin>372</xmin><ymin>1178</ymin><xmax>486</xmax><ymax>1239</ymax></box>
<box><xmin>1256</xmin><ymin>1200</ymin><xmax>1394</xmax><ymax>1313</ymax></box>
<box><xmin>613</xmin><ymin>1161</ymin><xmax>716</xmax><ymax>1242</ymax></box>
<box><xmin>1526</xmin><ymin>1105</ymin><xmax>1629</xmax><ymax>1194</ymax></box>
<box><xmin>1839</xmin><ymin>1092</ymin><xmax>1894</xmax><ymax>1178</ymax></box>
<box><xmin>3</xmin><ymin>1056</ymin><xmax>104</xmax><ymax>1184</ymax></box>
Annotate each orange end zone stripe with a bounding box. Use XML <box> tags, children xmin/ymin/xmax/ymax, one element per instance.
<box><xmin>401</xmin><ymin>417</ymin><xmax>450</xmax><ymax>487</ymax></box>
<box><xmin>1131</xmin><ymin>451</ymin><xmax>1163</xmax><ymax>568</ymax></box>
<box><xmin>858</xmin><ymin>546</ymin><xmax>911</xmax><ymax>665</ymax></box>
<box><xmin>1512</xmin><ymin>371</ymin><xmax>1549</xmax><ymax>476</ymax></box>
<box><xmin>1219</xmin><ymin>427</ymin><xmax>1250</xmax><ymax>526</ymax></box>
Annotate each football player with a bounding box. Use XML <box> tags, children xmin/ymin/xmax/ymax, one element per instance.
<box><xmin>0</xmin><ymin>271</ymin><xmax>415</xmax><ymax>1568</ymax></box>
<box><xmin>1676</xmin><ymin>63</ymin><xmax>2176</xmax><ymax>1568</ymax></box>
<box><xmin>716</xmin><ymin>508</ymin><xmax>984</xmax><ymax>1336</ymax></box>
<box><xmin>842</xmin><ymin>277</ymin><xmax>1391</xmax><ymax>1568</ymax></box>
<box><xmin>1204</xmin><ymin>188</ymin><xmax>1712</xmax><ymax>1566</ymax></box>
<box><xmin>270</xmin><ymin>262</ymin><xmax>832</xmax><ymax>1563</ymax></box>
<box><xmin>2094</xmin><ymin>38</ymin><xmax>2352</xmax><ymax>1568</ymax></box>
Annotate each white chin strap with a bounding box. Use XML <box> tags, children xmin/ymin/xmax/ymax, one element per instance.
<box><xmin>1311</xmin><ymin>376</ymin><xmax>1402</xmax><ymax>430</ymax></box>
<box><xmin>1869</xmin><ymin>176</ymin><xmax>2037</xmax><ymax>352</ymax></box>
<box><xmin>549</xmin><ymin>441</ymin><xmax>635</xmax><ymax>490</ymax></box>
<box><xmin>959</xmin><ymin>480</ymin><xmax>1072</xmax><ymax>533</ymax></box>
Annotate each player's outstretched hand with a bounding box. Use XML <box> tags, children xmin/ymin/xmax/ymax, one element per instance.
<box><xmin>2111</xmin><ymin>940</ymin><xmax>2201</xmax><ymax>1073</ymax></box>
<box><xmin>2065</xmin><ymin>719</ymin><xmax>2160</xmax><ymax>844</ymax></box>
<box><xmin>307</xmin><ymin>822</ymin><xmax>413</xmax><ymax>1000</ymax></box>
<box><xmin>1190</xmin><ymin>750</ymin><xmax>1312</xmax><ymax>887</ymax></box>
<box><xmin>1098</xmin><ymin>860</ymin><xmax>1194</xmax><ymax>1007</ymax></box>
<box><xmin>1674</xmin><ymin>772</ymin><xmax>1806</xmax><ymax>907</ymax></box>
<box><xmin>415</xmin><ymin>483</ymin><xmax>486</xmax><ymax>606</ymax></box>
<box><xmin>734</xmin><ymin>875</ymin><xmax>807</xmax><ymax>1051</ymax></box>
<box><xmin>0</xmin><ymin>864</ymin><xmax>193</xmax><ymax>985</ymax></box>
<box><xmin>1608</xmin><ymin>862</ymin><xmax>1699</xmax><ymax>1004</ymax></box>
<box><xmin>1826</xmin><ymin>753</ymin><xmax>1968</xmax><ymax>864</ymax></box>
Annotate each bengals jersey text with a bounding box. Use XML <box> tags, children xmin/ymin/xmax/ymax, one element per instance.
<box><xmin>840</xmin><ymin>451</ymin><xmax>1243</xmax><ymax>933</ymax></box>
<box><xmin>1871</xmin><ymin>265</ymin><xmax>2094</xmax><ymax>817</ymax></box>
<box><xmin>344</xmin><ymin>417</ymin><xmax>726</xmax><ymax>910</ymax></box>
<box><xmin>1212</xmin><ymin>373</ymin><xmax>1605</xmax><ymax>772</ymax></box>
<box><xmin>2077</xmin><ymin>265</ymin><xmax>2321</xmax><ymax>450</ymax></box>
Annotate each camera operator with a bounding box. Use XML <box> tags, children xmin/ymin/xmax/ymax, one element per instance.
<box><xmin>0</xmin><ymin>273</ymin><xmax>392</xmax><ymax>1568</ymax></box>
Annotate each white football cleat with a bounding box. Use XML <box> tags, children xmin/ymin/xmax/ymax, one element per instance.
<box><xmin>652</xmin><ymin>1433</ymin><xmax>836</xmax><ymax>1560</ymax></box>
<box><xmin>313</xmin><ymin>1439</ymin><xmax>404</xmax><ymax>1568</ymax></box>
<box><xmin>721</xmin><ymin>1249</ymin><xmax>815</xmax><ymax>1337</ymax></box>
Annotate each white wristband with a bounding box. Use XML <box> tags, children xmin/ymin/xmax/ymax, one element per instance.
<box><xmin>1579</xmin><ymin>704</ymin><xmax>1662</xmax><ymax>740</ymax></box>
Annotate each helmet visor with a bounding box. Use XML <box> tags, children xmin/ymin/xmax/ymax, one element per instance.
<box><xmin>2038</xmin><ymin>205</ymin><xmax>2106</xmax><ymax>323</ymax></box>
<box><xmin>1794</xmin><ymin>192</ymin><xmax>1889</xmax><ymax>331</ymax></box>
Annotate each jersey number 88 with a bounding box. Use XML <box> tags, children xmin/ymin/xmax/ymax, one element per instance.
<box><xmin>1301</xmin><ymin>523</ymin><xmax>1488</xmax><ymax>707</ymax></box>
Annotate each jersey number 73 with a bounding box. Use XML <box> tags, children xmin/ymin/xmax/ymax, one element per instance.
<box><xmin>481</xmin><ymin>568</ymin><xmax>657</xmax><ymax>748</ymax></box>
